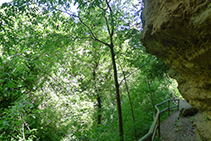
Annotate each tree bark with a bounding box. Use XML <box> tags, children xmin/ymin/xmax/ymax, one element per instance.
<box><xmin>110</xmin><ymin>45</ymin><xmax>124</xmax><ymax>141</ymax></box>
<box><xmin>118</xmin><ymin>61</ymin><xmax>137</xmax><ymax>138</ymax></box>
<box><xmin>147</xmin><ymin>79</ymin><xmax>155</xmax><ymax>110</ymax></box>
<box><xmin>97</xmin><ymin>94</ymin><xmax>102</xmax><ymax>124</ymax></box>
<box><xmin>93</xmin><ymin>55</ymin><xmax>102</xmax><ymax>125</ymax></box>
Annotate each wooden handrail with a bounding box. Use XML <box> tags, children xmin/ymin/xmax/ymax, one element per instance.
<box><xmin>139</xmin><ymin>99</ymin><xmax>180</xmax><ymax>141</ymax></box>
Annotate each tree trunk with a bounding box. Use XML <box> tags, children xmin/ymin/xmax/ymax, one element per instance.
<box><xmin>147</xmin><ymin>79</ymin><xmax>155</xmax><ymax>110</ymax></box>
<box><xmin>119</xmin><ymin>62</ymin><xmax>137</xmax><ymax>138</ymax></box>
<box><xmin>110</xmin><ymin>45</ymin><xmax>124</xmax><ymax>141</ymax></box>
<box><xmin>97</xmin><ymin>94</ymin><xmax>102</xmax><ymax>124</ymax></box>
<box><xmin>93</xmin><ymin>56</ymin><xmax>102</xmax><ymax>125</ymax></box>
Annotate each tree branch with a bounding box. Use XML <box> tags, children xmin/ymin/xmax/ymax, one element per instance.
<box><xmin>96</xmin><ymin>1</ymin><xmax>111</xmax><ymax>36</ymax></box>
<box><xmin>96</xmin><ymin>2</ymin><xmax>108</xmax><ymax>11</ymax></box>
<box><xmin>77</xmin><ymin>14</ymin><xmax>110</xmax><ymax>47</ymax></box>
<box><xmin>119</xmin><ymin>59</ymin><xmax>151</xmax><ymax>86</ymax></box>
<box><xmin>52</xmin><ymin>6</ymin><xmax>110</xmax><ymax>47</ymax></box>
<box><xmin>60</xmin><ymin>9</ymin><xmax>111</xmax><ymax>47</ymax></box>
<box><xmin>104</xmin><ymin>11</ymin><xmax>111</xmax><ymax>36</ymax></box>
<box><xmin>106</xmin><ymin>0</ymin><xmax>114</xmax><ymax>37</ymax></box>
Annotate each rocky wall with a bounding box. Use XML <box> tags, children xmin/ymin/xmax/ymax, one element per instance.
<box><xmin>140</xmin><ymin>0</ymin><xmax>211</xmax><ymax>112</ymax></box>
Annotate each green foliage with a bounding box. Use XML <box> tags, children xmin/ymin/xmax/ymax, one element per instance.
<box><xmin>141</xmin><ymin>56</ymin><xmax>170</xmax><ymax>80</ymax></box>
<box><xmin>0</xmin><ymin>95</ymin><xmax>37</xmax><ymax>140</ymax></box>
<box><xmin>0</xmin><ymin>0</ymin><xmax>180</xmax><ymax>140</ymax></box>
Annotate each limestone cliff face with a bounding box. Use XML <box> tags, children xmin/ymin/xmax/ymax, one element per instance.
<box><xmin>140</xmin><ymin>0</ymin><xmax>211</xmax><ymax>112</ymax></box>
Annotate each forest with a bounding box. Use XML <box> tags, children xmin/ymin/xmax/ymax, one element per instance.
<box><xmin>0</xmin><ymin>0</ymin><xmax>180</xmax><ymax>140</ymax></box>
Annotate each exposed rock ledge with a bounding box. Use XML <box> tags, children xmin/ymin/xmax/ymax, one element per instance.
<box><xmin>140</xmin><ymin>0</ymin><xmax>211</xmax><ymax>113</ymax></box>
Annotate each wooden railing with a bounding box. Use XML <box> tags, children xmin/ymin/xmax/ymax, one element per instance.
<box><xmin>139</xmin><ymin>99</ymin><xmax>180</xmax><ymax>141</ymax></box>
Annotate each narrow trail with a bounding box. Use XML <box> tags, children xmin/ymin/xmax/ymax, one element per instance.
<box><xmin>160</xmin><ymin>100</ymin><xmax>199</xmax><ymax>141</ymax></box>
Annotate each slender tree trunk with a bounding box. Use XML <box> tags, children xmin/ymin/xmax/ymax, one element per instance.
<box><xmin>118</xmin><ymin>61</ymin><xmax>137</xmax><ymax>138</ymax></box>
<box><xmin>110</xmin><ymin>45</ymin><xmax>124</xmax><ymax>141</ymax></box>
<box><xmin>94</xmin><ymin>78</ymin><xmax>102</xmax><ymax>125</ymax></box>
<box><xmin>73</xmin><ymin>1</ymin><xmax>124</xmax><ymax>139</ymax></box>
<box><xmin>147</xmin><ymin>79</ymin><xmax>155</xmax><ymax>110</ymax></box>
<box><xmin>97</xmin><ymin>94</ymin><xmax>102</xmax><ymax>124</ymax></box>
<box><xmin>93</xmin><ymin>56</ymin><xmax>102</xmax><ymax>125</ymax></box>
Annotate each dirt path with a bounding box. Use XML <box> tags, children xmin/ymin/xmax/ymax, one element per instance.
<box><xmin>160</xmin><ymin>100</ymin><xmax>199</xmax><ymax>141</ymax></box>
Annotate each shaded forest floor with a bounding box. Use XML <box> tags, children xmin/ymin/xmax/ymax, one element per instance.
<box><xmin>160</xmin><ymin>100</ymin><xmax>199</xmax><ymax>141</ymax></box>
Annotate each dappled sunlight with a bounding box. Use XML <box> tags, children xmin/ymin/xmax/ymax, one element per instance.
<box><xmin>0</xmin><ymin>0</ymin><xmax>180</xmax><ymax>140</ymax></box>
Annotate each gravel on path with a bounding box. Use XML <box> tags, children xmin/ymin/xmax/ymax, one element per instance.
<box><xmin>160</xmin><ymin>100</ymin><xmax>199</xmax><ymax>141</ymax></box>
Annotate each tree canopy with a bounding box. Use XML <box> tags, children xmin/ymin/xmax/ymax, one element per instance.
<box><xmin>0</xmin><ymin>0</ymin><xmax>178</xmax><ymax>140</ymax></box>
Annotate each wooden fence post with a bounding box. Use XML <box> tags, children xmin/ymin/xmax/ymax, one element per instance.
<box><xmin>157</xmin><ymin>114</ymin><xmax>160</xmax><ymax>138</ymax></box>
<box><xmin>139</xmin><ymin>99</ymin><xmax>181</xmax><ymax>141</ymax></box>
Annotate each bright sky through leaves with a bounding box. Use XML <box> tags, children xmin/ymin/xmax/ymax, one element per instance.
<box><xmin>0</xmin><ymin>0</ymin><xmax>12</xmax><ymax>6</ymax></box>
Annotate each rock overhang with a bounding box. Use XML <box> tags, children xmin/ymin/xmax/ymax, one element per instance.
<box><xmin>140</xmin><ymin>0</ymin><xmax>211</xmax><ymax>112</ymax></box>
